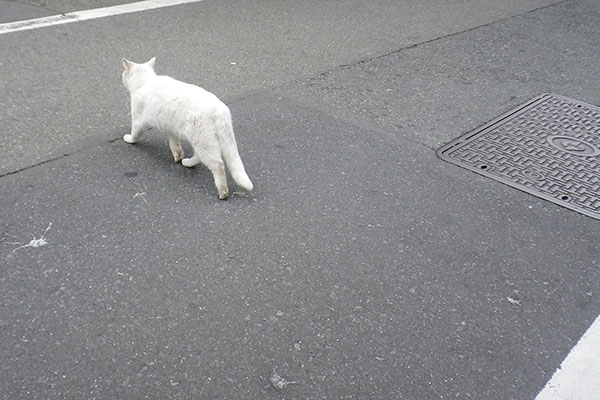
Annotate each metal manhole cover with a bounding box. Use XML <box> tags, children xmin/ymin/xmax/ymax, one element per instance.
<box><xmin>438</xmin><ymin>93</ymin><xmax>600</xmax><ymax>219</ymax></box>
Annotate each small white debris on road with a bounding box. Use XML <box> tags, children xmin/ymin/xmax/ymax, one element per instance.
<box><xmin>506</xmin><ymin>296</ymin><xmax>522</xmax><ymax>306</ymax></box>
<box><xmin>269</xmin><ymin>370</ymin><xmax>296</xmax><ymax>390</ymax></box>
<box><xmin>12</xmin><ymin>222</ymin><xmax>52</xmax><ymax>253</ymax></box>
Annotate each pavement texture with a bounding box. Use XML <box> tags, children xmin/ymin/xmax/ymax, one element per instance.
<box><xmin>1</xmin><ymin>0</ymin><xmax>138</xmax><ymax>15</ymax></box>
<box><xmin>1</xmin><ymin>1</ymin><xmax>600</xmax><ymax>399</ymax></box>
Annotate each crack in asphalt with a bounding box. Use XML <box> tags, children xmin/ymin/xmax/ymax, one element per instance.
<box><xmin>0</xmin><ymin>153</ymin><xmax>71</xmax><ymax>178</ymax></box>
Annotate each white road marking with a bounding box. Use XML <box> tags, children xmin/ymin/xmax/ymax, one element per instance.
<box><xmin>535</xmin><ymin>315</ymin><xmax>600</xmax><ymax>400</ymax></box>
<box><xmin>0</xmin><ymin>0</ymin><xmax>204</xmax><ymax>35</ymax></box>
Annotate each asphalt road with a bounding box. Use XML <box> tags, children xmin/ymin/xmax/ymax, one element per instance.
<box><xmin>1</xmin><ymin>1</ymin><xmax>600</xmax><ymax>399</ymax></box>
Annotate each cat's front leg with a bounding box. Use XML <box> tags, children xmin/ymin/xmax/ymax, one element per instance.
<box><xmin>123</xmin><ymin>121</ymin><xmax>146</xmax><ymax>144</ymax></box>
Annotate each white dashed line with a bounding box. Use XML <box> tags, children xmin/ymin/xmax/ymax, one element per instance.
<box><xmin>0</xmin><ymin>0</ymin><xmax>205</xmax><ymax>35</ymax></box>
<box><xmin>535</xmin><ymin>315</ymin><xmax>600</xmax><ymax>400</ymax></box>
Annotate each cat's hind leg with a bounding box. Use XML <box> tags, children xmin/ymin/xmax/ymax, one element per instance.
<box><xmin>180</xmin><ymin>154</ymin><xmax>201</xmax><ymax>167</ymax></box>
<box><xmin>168</xmin><ymin>136</ymin><xmax>184</xmax><ymax>162</ymax></box>
<box><xmin>183</xmin><ymin>153</ymin><xmax>229</xmax><ymax>200</ymax></box>
<box><xmin>182</xmin><ymin>136</ymin><xmax>229</xmax><ymax>200</ymax></box>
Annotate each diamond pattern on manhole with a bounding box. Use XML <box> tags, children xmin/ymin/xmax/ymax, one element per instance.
<box><xmin>438</xmin><ymin>93</ymin><xmax>600</xmax><ymax>219</ymax></box>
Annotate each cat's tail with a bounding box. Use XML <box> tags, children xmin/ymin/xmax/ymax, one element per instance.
<box><xmin>214</xmin><ymin>109</ymin><xmax>254</xmax><ymax>191</ymax></box>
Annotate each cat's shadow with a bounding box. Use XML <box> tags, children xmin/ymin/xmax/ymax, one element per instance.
<box><xmin>130</xmin><ymin>137</ymin><xmax>209</xmax><ymax>178</ymax></box>
<box><xmin>122</xmin><ymin>137</ymin><xmax>254</xmax><ymax>200</ymax></box>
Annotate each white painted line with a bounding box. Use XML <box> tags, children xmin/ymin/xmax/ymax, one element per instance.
<box><xmin>0</xmin><ymin>0</ymin><xmax>204</xmax><ymax>35</ymax></box>
<box><xmin>535</xmin><ymin>315</ymin><xmax>600</xmax><ymax>400</ymax></box>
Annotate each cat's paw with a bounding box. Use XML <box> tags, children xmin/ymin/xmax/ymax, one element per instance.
<box><xmin>218</xmin><ymin>190</ymin><xmax>229</xmax><ymax>200</ymax></box>
<box><xmin>172</xmin><ymin>148</ymin><xmax>183</xmax><ymax>162</ymax></box>
<box><xmin>181</xmin><ymin>158</ymin><xmax>197</xmax><ymax>168</ymax></box>
<box><xmin>123</xmin><ymin>134</ymin><xmax>136</xmax><ymax>144</ymax></box>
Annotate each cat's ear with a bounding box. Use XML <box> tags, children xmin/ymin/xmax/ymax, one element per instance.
<box><xmin>122</xmin><ymin>58</ymin><xmax>132</xmax><ymax>71</ymax></box>
<box><xmin>147</xmin><ymin>57</ymin><xmax>156</xmax><ymax>69</ymax></box>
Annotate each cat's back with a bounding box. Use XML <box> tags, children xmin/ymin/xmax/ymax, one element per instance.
<box><xmin>145</xmin><ymin>75</ymin><xmax>218</xmax><ymax>104</ymax></box>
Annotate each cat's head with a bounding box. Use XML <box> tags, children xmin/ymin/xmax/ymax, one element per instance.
<box><xmin>121</xmin><ymin>57</ymin><xmax>156</xmax><ymax>90</ymax></box>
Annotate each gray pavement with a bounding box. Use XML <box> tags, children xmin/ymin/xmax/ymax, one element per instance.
<box><xmin>0</xmin><ymin>0</ymin><xmax>561</xmax><ymax>175</ymax></box>
<box><xmin>1</xmin><ymin>0</ymin><xmax>138</xmax><ymax>15</ymax></box>
<box><xmin>2</xmin><ymin>1</ymin><xmax>600</xmax><ymax>399</ymax></box>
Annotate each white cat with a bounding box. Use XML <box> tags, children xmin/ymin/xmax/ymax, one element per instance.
<box><xmin>121</xmin><ymin>57</ymin><xmax>253</xmax><ymax>199</ymax></box>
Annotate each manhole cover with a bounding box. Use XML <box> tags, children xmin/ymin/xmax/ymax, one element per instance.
<box><xmin>438</xmin><ymin>93</ymin><xmax>600</xmax><ymax>219</ymax></box>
